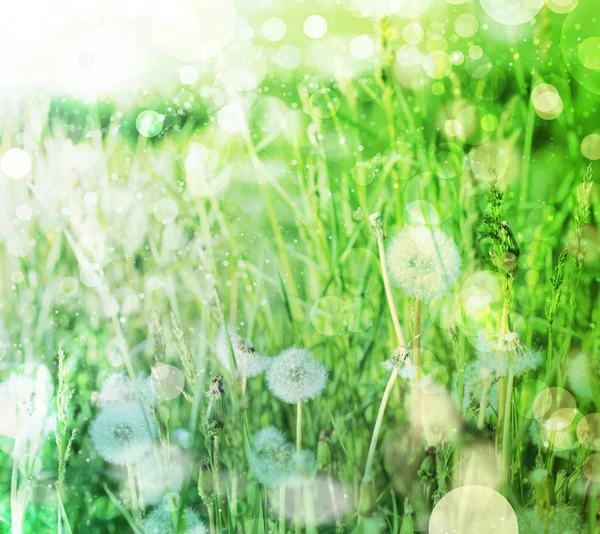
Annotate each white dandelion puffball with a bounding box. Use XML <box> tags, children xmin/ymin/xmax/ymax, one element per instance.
<box><xmin>266</xmin><ymin>347</ymin><xmax>328</xmax><ymax>404</ymax></box>
<box><xmin>215</xmin><ymin>329</ymin><xmax>267</xmax><ymax>378</ymax></box>
<box><xmin>136</xmin><ymin>446</ymin><xmax>187</xmax><ymax>506</ymax></box>
<box><xmin>98</xmin><ymin>371</ymin><xmax>157</xmax><ymax>408</ymax></box>
<box><xmin>386</xmin><ymin>226</ymin><xmax>461</xmax><ymax>300</ymax></box>
<box><xmin>90</xmin><ymin>403</ymin><xmax>157</xmax><ymax>465</ymax></box>
<box><xmin>475</xmin><ymin>330</ymin><xmax>542</xmax><ymax>377</ymax></box>
<box><xmin>249</xmin><ymin>427</ymin><xmax>296</xmax><ymax>487</ymax></box>
<box><xmin>0</xmin><ymin>374</ymin><xmax>50</xmax><ymax>447</ymax></box>
<box><xmin>143</xmin><ymin>502</ymin><xmax>207</xmax><ymax>534</ymax></box>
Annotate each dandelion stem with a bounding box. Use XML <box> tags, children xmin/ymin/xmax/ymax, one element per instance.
<box><xmin>296</xmin><ymin>402</ymin><xmax>303</xmax><ymax>451</ymax></box>
<box><xmin>502</xmin><ymin>367</ymin><xmax>514</xmax><ymax>482</ymax></box>
<box><xmin>11</xmin><ymin>445</ymin><xmax>21</xmax><ymax>534</ymax></box>
<box><xmin>372</xmin><ymin>215</ymin><xmax>407</xmax><ymax>348</ymax></box>
<box><xmin>279</xmin><ymin>487</ymin><xmax>286</xmax><ymax>534</ymax></box>
<box><xmin>362</xmin><ymin>368</ymin><xmax>399</xmax><ymax>483</ymax></box>
<box><xmin>359</xmin><ymin>214</ymin><xmax>408</xmax><ymax>502</ymax></box>
<box><xmin>413</xmin><ymin>299</ymin><xmax>422</xmax><ymax>382</ymax></box>
<box><xmin>477</xmin><ymin>376</ymin><xmax>492</xmax><ymax>430</ymax></box>
<box><xmin>126</xmin><ymin>462</ymin><xmax>140</xmax><ymax>524</ymax></box>
<box><xmin>496</xmin><ymin>291</ymin><xmax>511</xmax><ymax>448</ymax></box>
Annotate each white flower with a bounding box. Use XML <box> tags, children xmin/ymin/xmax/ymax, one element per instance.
<box><xmin>98</xmin><ymin>371</ymin><xmax>157</xmax><ymax>408</ymax></box>
<box><xmin>249</xmin><ymin>427</ymin><xmax>295</xmax><ymax>487</ymax></box>
<box><xmin>475</xmin><ymin>330</ymin><xmax>542</xmax><ymax>377</ymax></box>
<box><xmin>382</xmin><ymin>346</ymin><xmax>416</xmax><ymax>378</ymax></box>
<box><xmin>136</xmin><ymin>446</ymin><xmax>186</xmax><ymax>506</ymax></box>
<box><xmin>0</xmin><ymin>373</ymin><xmax>52</xmax><ymax>454</ymax></box>
<box><xmin>266</xmin><ymin>347</ymin><xmax>328</xmax><ymax>404</ymax></box>
<box><xmin>215</xmin><ymin>329</ymin><xmax>267</xmax><ymax>378</ymax></box>
<box><xmin>386</xmin><ymin>226</ymin><xmax>461</xmax><ymax>300</ymax></box>
<box><xmin>90</xmin><ymin>403</ymin><xmax>157</xmax><ymax>465</ymax></box>
<box><xmin>249</xmin><ymin>427</ymin><xmax>315</xmax><ymax>488</ymax></box>
<box><xmin>143</xmin><ymin>501</ymin><xmax>207</xmax><ymax>534</ymax></box>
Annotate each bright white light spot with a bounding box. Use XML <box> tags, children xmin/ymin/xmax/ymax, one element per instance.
<box><xmin>84</xmin><ymin>192</ymin><xmax>98</xmax><ymax>206</ymax></box>
<box><xmin>217</xmin><ymin>104</ymin><xmax>247</xmax><ymax>133</ymax></box>
<box><xmin>153</xmin><ymin>198</ymin><xmax>179</xmax><ymax>224</ymax></box>
<box><xmin>350</xmin><ymin>35</ymin><xmax>375</xmax><ymax>60</ymax></box>
<box><xmin>423</xmin><ymin>51</ymin><xmax>452</xmax><ymax>79</ymax></box>
<box><xmin>403</xmin><ymin>23</ymin><xmax>424</xmax><ymax>44</ymax></box>
<box><xmin>273</xmin><ymin>45</ymin><xmax>302</xmax><ymax>70</ymax></box>
<box><xmin>262</xmin><ymin>17</ymin><xmax>286</xmax><ymax>42</ymax></box>
<box><xmin>445</xmin><ymin>120</ymin><xmax>463</xmax><ymax>137</ymax></box>
<box><xmin>1</xmin><ymin>149</ymin><xmax>31</xmax><ymax>180</ymax></box>
<box><xmin>304</xmin><ymin>15</ymin><xmax>327</xmax><ymax>39</ymax></box>
<box><xmin>16</xmin><ymin>205</ymin><xmax>33</xmax><ymax>221</ymax></box>
<box><xmin>179</xmin><ymin>65</ymin><xmax>199</xmax><ymax>85</ymax></box>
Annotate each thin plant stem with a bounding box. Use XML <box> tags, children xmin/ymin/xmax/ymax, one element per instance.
<box><xmin>11</xmin><ymin>447</ymin><xmax>20</xmax><ymax>534</ymax></box>
<box><xmin>496</xmin><ymin>292</ymin><xmax>511</xmax><ymax>449</ymax></box>
<box><xmin>295</xmin><ymin>402</ymin><xmax>303</xmax><ymax>534</ymax></box>
<box><xmin>126</xmin><ymin>462</ymin><xmax>140</xmax><ymax>524</ymax></box>
<box><xmin>359</xmin><ymin>214</ymin><xmax>408</xmax><ymax>491</ymax></box>
<box><xmin>296</xmin><ymin>402</ymin><xmax>303</xmax><ymax>451</ymax></box>
<box><xmin>362</xmin><ymin>368</ymin><xmax>399</xmax><ymax>483</ymax></box>
<box><xmin>502</xmin><ymin>367</ymin><xmax>515</xmax><ymax>482</ymax></box>
<box><xmin>477</xmin><ymin>376</ymin><xmax>492</xmax><ymax>430</ymax></box>
<box><xmin>413</xmin><ymin>299</ymin><xmax>422</xmax><ymax>382</ymax></box>
<box><xmin>279</xmin><ymin>487</ymin><xmax>286</xmax><ymax>534</ymax></box>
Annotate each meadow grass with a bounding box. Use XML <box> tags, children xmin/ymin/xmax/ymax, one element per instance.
<box><xmin>0</xmin><ymin>4</ymin><xmax>599</xmax><ymax>534</ymax></box>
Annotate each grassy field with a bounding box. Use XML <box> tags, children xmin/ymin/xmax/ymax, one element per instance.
<box><xmin>0</xmin><ymin>0</ymin><xmax>599</xmax><ymax>533</ymax></box>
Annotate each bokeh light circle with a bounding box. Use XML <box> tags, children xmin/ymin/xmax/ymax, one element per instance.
<box><xmin>429</xmin><ymin>485</ymin><xmax>518</xmax><ymax>533</ymax></box>
<box><xmin>577</xmin><ymin>414</ymin><xmax>600</xmax><ymax>450</ymax></box>
<box><xmin>469</xmin><ymin>144</ymin><xmax>508</xmax><ymax>182</ymax></box>
<box><xmin>533</xmin><ymin>387</ymin><xmax>577</xmax><ymax>429</ymax></box>
<box><xmin>561</xmin><ymin>0</ymin><xmax>600</xmax><ymax>95</ymax></box>
<box><xmin>310</xmin><ymin>296</ymin><xmax>345</xmax><ymax>336</ymax></box>
<box><xmin>151</xmin><ymin>364</ymin><xmax>185</xmax><ymax>400</ymax></box>
<box><xmin>531</xmin><ymin>83</ymin><xmax>563</xmax><ymax>120</ymax></box>
<box><xmin>480</xmin><ymin>0</ymin><xmax>544</xmax><ymax>26</ymax></box>
<box><xmin>581</xmin><ymin>134</ymin><xmax>600</xmax><ymax>160</ymax></box>
<box><xmin>1</xmin><ymin>149</ymin><xmax>31</xmax><ymax>180</ymax></box>
<box><xmin>404</xmin><ymin>172</ymin><xmax>457</xmax><ymax>222</ymax></box>
<box><xmin>136</xmin><ymin>111</ymin><xmax>164</xmax><ymax>138</ymax></box>
<box><xmin>583</xmin><ymin>453</ymin><xmax>600</xmax><ymax>482</ymax></box>
<box><xmin>153</xmin><ymin>198</ymin><xmax>179</xmax><ymax>224</ymax></box>
<box><xmin>304</xmin><ymin>15</ymin><xmax>327</xmax><ymax>39</ymax></box>
<box><xmin>430</xmin><ymin>143</ymin><xmax>464</xmax><ymax>179</ymax></box>
<box><xmin>546</xmin><ymin>0</ymin><xmax>578</xmax><ymax>13</ymax></box>
<box><xmin>423</xmin><ymin>51</ymin><xmax>452</xmax><ymax>79</ymax></box>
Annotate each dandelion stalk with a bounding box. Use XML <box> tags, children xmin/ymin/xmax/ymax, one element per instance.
<box><xmin>359</xmin><ymin>213</ymin><xmax>409</xmax><ymax>515</ymax></box>
<box><xmin>296</xmin><ymin>402</ymin><xmax>303</xmax><ymax>451</ymax></box>
<box><xmin>126</xmin><ymin>462</ymin><xmax>140</xmax><ymax>524</ymax></box>
<box><xmin>412</xmin><ymin>299</ymin><xmax>422</xmax><ymax>383</ymax></box>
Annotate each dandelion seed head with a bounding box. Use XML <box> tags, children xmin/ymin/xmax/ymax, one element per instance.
<box><xmin>249</xmin><ymin>427</ymin><xmax>315</xmax><ymax>488</ymax></box>
<box><xmin>137</xmin><ymin>446</ymin><xmax>186</xmax><ymax>506</ymax></box>
<box><xmin>143</xmin><ymin>501</ymin><xmax>207</xmax><ymax>534</ymax></box>
<box><xmin>0</xmin><ymin>374</ymin><xmax>50</xmax><ymax>444</ymax></box>
<box><xmin>249</xmin><ymin>427</ymin><xmax>295</xmax><ymax>487</ymax></box>
<box><xmin>386</xmin><ymin>226</ymin><xmax>461</xmax><ymax>301</ymax></box>
<box><xmin>266</xmin><ymin>347</ymin><xmax>328</xmax><ymax>404</ymax></box>
<box><xmin>215</xmin><ymin>329</ymin><xmax>267</xmax><ymax>378</ymax></box>
<box><xmin>98</xmin><ymin>371</ymin><xmax>157</xmax><ymax>408</ymax></box>
<box><xmin>90</xmin><ymin>403</ymin><xmax>157</xmax><ymax>465</ymax></box>
<box><xmin>476</xmin><ymin>330</ymin><xmax>542</xmax><ymax>376</ymax></box>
